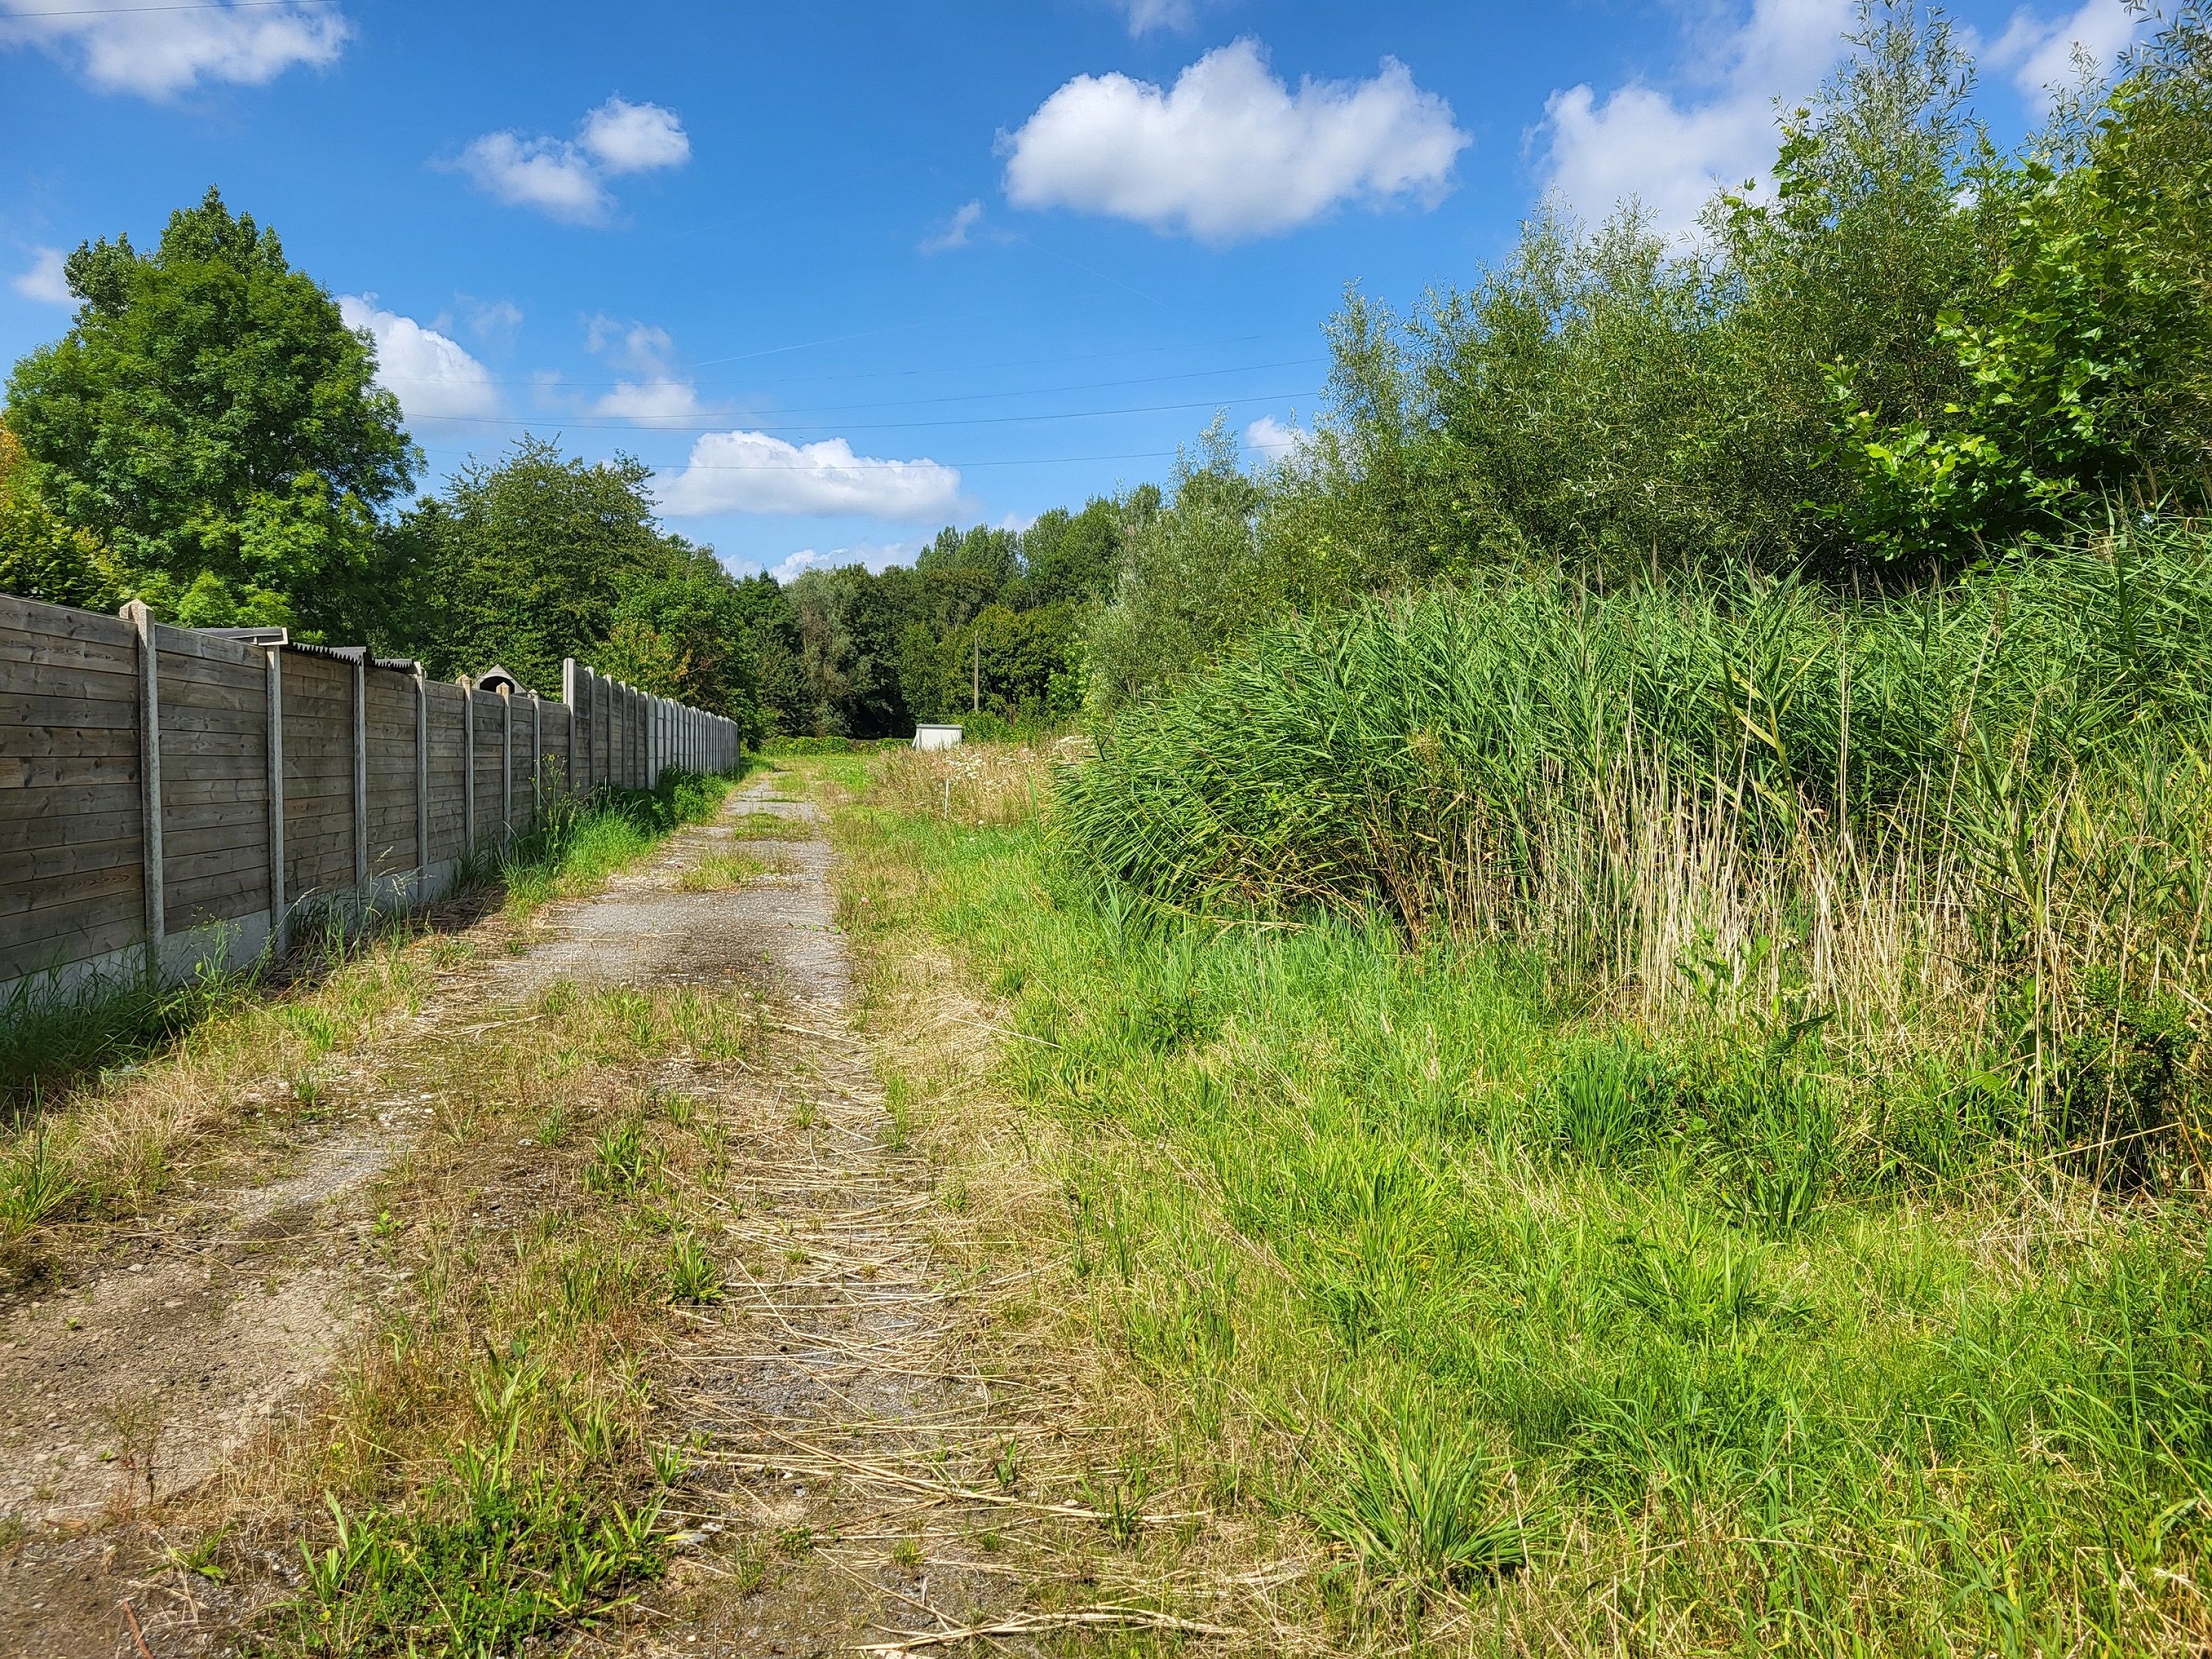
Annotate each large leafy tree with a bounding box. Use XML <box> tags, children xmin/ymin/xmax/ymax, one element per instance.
<box><xmin>397</xmin><ymin>438</ymin><xmax>682</xmax><ymax>691</ymax></box>
<box><xmin>0</xmin><ymin>424</ymin><xmax>119</xmax><ymax>612</ymax></box>
<box><xmin>1832</xmin><ymin>11</ymin><xmax>2212</xmax><ymax>557</ymax></box>
<box><xmin>3</xmin><ymin>188</ymin><xmax>415</xmax><ymax>636</ymax></box>
<box><xmin>592</xmin><ymin>553</ymin><xmax>767</xmax><ymax>746</ymax></box>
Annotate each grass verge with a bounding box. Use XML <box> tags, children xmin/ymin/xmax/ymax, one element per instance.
<box><xmin>832</xmin><ymin>745</ymin><xmax>2212</xmax><ymax>1655</ymax></box>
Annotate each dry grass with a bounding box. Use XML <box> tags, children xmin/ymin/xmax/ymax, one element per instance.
<box><xmin>815</xmin><ymin>756</ymin><xmax>1343</xmax><ymax>1655</ymax></box>
<box><xmin>0</xmin><ymin>920</ymin><xmax>451</xmax><ymax>1281</ymax></box>
<box><xmin>675</xmin><ymin>849</ymin><xmax>778</xmax><ymax>891</ymax></box>
<box><xmin>870</xmin><ymin>739</ymin><xmax>1083</xmax><ymax>831</ymax></box>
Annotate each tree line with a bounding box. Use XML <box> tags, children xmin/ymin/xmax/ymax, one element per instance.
<box><xmin>1082</xmin><ymin>2</ymin><xmax>2212</xmax><ymax>708</ymax></box>
<box><xmin>0</xmin><ymin>187</ymin><xmax>1132</xmax><ymax>743</ymax></box>
<box><xmin>7</xmin><ymin>4</ymin><xmax>2205</xmax><ymax>738</ymax></box>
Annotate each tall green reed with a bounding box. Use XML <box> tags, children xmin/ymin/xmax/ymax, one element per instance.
<box><xmin>1059</xmin><ymin>519</ymin><xmax>2212</xmax><ymax>1183</ymax></box>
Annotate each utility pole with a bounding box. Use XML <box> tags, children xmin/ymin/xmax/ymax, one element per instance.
<box><xmin>971</xmin><ymin>633</ymin><xmax>980</xmax><ymax>714</ymax></box>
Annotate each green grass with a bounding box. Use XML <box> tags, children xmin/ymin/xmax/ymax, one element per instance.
<box><xmin>843</xmin><ymin>774</ymin><xmax>2212</xmax><ymax>1652</ymax></box>
<box><xmin>497</xmin><ymin>766</ymin><xmax>749</xmax><ymax>915</ymax></box>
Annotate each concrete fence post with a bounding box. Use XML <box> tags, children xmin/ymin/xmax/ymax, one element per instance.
<box><xmin>562</xmin><ymin>659</ymin><xmax>580</xmax><ymax>799</ymax></box>
<box><xmin>265</xmin><ymin>645</ymin><xmax>286</xmax><ymax>956</ymax></box>
<box><xmin>529</xmin><ymin>690</ymin><xmax>542</xmax><ymax>824</ymax></box>
<box><xmin>462</xmin><ymin>677</ymin><xmax>477</xmax><ymax>851</ymax></box>
<box><xmin>352</xmin><ymin>655</ymin><xmax>369</xmax><ymax>891</ymax></box>
<box><xmin>413</xmin><ymin>665</ymin><xmax>430</xmax><ymax>881</ymax></box>
<box><xmin>500</xmin><ymin>685</ymin><xmax>513</xmax><ymax>843</ymax></box>
<box><xmin>122</xmin><ymin>601</ymin><xmax>164</xmax><ymax>976</ymax></box>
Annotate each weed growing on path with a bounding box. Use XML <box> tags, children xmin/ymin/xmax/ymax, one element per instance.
<box><xmin>499</xmin><ymin>767</ymin><xmax>748</xmax><ymax>917</ymax></box>
<box><xmin>676</xmin><ymin>849</ymin><xmax>773</xmax><ymax>891</ymax></box>
<box><xmin>227</xmin><ymin>975</ymin><xmax>772</xmax><ymax>1655</ymax></box>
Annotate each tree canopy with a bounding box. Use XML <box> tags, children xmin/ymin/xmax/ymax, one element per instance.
<box><xmin>3</xmin><ymin>187</ymin><xmax>416</xmax><ymax>638</ymax></box>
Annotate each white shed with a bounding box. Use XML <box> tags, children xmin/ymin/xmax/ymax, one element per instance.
<box><xmin>912</xmin><ymin>724</ymin><xmax>964</xmax><ymax>751</ymax></box>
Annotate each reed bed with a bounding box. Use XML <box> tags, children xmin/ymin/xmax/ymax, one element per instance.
<box><xmin>1059</xmin><ymin>521</ymin><xmax>2212</xmax><ymax>1189</ymax></box>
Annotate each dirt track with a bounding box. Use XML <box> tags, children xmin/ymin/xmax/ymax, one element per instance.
<box><xmin>0</xmin><ymin>768</ymin><xmax>1026</xmax><ymax>1658</ymax></box>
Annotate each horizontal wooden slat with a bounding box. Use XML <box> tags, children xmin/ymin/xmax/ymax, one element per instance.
<box><xmin>0</xmin><ymin>641</ymin><xmax>137</xmax><ymax>692</ymax></box>
<box><xmin>150</xmin><ymin>622</ymin><xmax>260</xmax><ymax>667</ymax></box>
<box><xmin>0</xmin><ymin>596</ymin><xmax>135</xmax><ymax>648</ymax></box>
<box><xmin>0</xmin><ymin>751</ymin><xmax>138</xmax><ymax>790</ymax></box>
<box><xmin>0</xmin><ymin>903</ymin><xmax>142</xmax><ymax>964</ymax></box>
<box><xmin>0</xmin><ymin>858</ymin><xmax>137</xmax><ymax>920</ymax></box>
<box><xmin>0</xmin><ymin>725</ymin><xmax>139</xmax><ymax>760</ymax></box>
<box><xmin>0</xmin><ymin>687</ymin><xmax>138</xmax><ymax>728</ymax></box>
<box><xmin>0</xmin><ymin>799</ymin><xmax>139</xmax><ymax>856</ymax></box>
<box><xmin>1</xmin><ymin>833</ymin><xmax>139</xmax><ymax>883</ymax></box>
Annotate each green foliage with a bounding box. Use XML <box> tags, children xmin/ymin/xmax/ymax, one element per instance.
<box><xmin>664</xmin><ymin>1232</ymin><xmax>724</xmax><ymax>1303</ymax></box>
<box><xmin>1312</xmin><ymin>1411</ymin><xmax>1534</xmax><ymax>1597</ymax></box>
<box><xmin>394</xmin><ymin>438</ymin><xmax>678</xmax><ymax>689</ymax></box>
<box><xmin>591</xmin><ymin>556</ymin><xmax>766</xmax><ymax>745</ymax></box>
<box><xmin>2</xmin><ymin>188</ymin><xmax>414</xmax><ymax>640</ymax></box>
<box><xmin>0</xmin><ymin>425</ymin><xmax>119</xmax><ymax>611</ymax></box>
<box><xmin>1014</xmin><ymin>498</ymin><xmax>1124</xmax><ymax>608</ymax></box>
<box><xmin>1832</xmin><ymin>15</ymin><xmax>2212</xmax><ymax>558</ymax></box>
<box><xmin>860</xmin><ymin>780</ymin><xmax>2212</xmax><ymax>1647</ymax></box>
<box><xmin>495</xmin><ymin>767</ymin><xmax>741</xmax><ymax>917</ymax></box>
<box><xmin>1085</xmin><ymin>419</ymin><xmax>1270</xmax><ymax>713</ymax></box>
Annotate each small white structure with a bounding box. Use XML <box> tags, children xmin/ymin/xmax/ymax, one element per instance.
<box><xmin>913</xmin><ymin>723</ymin><xmax>964</xmax><ymax>751</ymax></box>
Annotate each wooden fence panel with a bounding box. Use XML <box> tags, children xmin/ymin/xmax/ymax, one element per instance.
<box><xmin>1</xmin><ymin>602</ymin><xmax>734</xmax><ymax>992</ymax></box>
<box><xmin>365</xmin><ymin>671</ymin><xmax>417</xmax><ymax>877</ymax></box>
<box><xmin>425</xmin><ymin>681</ymin><xmax>467</xmax><ymax>864</ymax></box>
<box><xmin>282</xmin><ymin>653</ymin><xmax>355</xmax><ymax>902</ymax></box>
<box><xmin>470</xmin><ymin>689</ymin><xmax>505</xmax><ymax>844</ymax></box>
<box><xmin>0</xmin><ymin>600</ymin><xmax>144</xmax><ymax>971</ymax></box>
<box><xmin>155</xmin><ymin>626</ymin><xmax>270</xmax><ymax>934</ymax></box>
<box><xmin>540</xmin><ymin>700</ymin><xmax>571</xmax><ymax>800</ymax></box>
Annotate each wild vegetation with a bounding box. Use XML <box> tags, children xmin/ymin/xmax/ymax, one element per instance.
<box><xmin>827</xmin><ymin>7</ymin><xmax>2212</xmax><ymax>1651</ymax></box>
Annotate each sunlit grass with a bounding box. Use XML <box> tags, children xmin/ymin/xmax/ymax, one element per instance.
<box><xmin>840</xmin><ymin>751</ymin><xmax>2212</xmax><ymax>1652</ymax></box>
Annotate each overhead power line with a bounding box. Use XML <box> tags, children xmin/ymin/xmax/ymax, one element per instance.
<box><xmin>373</xmin><ymin>355</ymin><xmax>1324</xmax><ymax>406</ymax></box>
<box><xmin>399</xmin><ymin>388</ymin><xmax>1318</xmax><ymax>437</ymax></box>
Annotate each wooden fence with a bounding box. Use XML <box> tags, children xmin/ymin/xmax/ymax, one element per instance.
<box><xmin>1</xmin><ymin>592</ymin><xmax>742</xmax><ymax>998</ymax></box>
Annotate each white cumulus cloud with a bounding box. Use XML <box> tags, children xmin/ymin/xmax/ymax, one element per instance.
<box><xmin>1113</xmin><ymin>0</ymin><xmax>1199</xmax><ymax>35</ymax></box>
<box><xmin>657</xmin><ymin>433</ymin><xmax>962</xmax><ymax>521</ymax></box>
<box><xmin>763</xmin><ymin>542</ymin><xmax>916</xmax><ymax>584</ymax></box>
<box><xmin>456</xmin><ymin>96</ymin><xmax>690</xmax><ymax>225</ymax></box>
<box><xmin>595</xmin><ymin>379</ymin><xmax>703</xmax><ymax>425</ymax></box>
<box><xmin>0</xmin><ymin>0</ymin><xmax>347</xmax><ymax>98</ymax></box>
<box><xmin>582</xmin><ymin>314</ymin><xmax>705</xmax><ymax>426</ymax></box>
<box><xmin>12</xmin><ymin>246</ymin><xmax>72</xmax><ymax>306</ymax></box>
<box><xmin>1245</xmin><ymin>414</ymin><xmax>1310</xmax><ymax>464</ymax></box>
<box><xmin>340</xmin><ymin>295</ymin><xmax>501</xmax><ymax>422</ymax></box>
<box><xmin>459</xmin><ymin>132</ymin><xmax>610</xmax><ymax>223</ymax></box>
<box><xmin>1987</xmin><ymin>0</ymin><xmax>2144</xmax><ymax>108</ymax></box>
<box><xmin>1000</xmin><ymin>38</ymin><xmax>1470</xmax><ymax>243</ymax></box>
<box><xmin>464</xmin><ymin>297</ymin><xmax>523</xmax><ymax>342</ymax></box>
<box><xmin>580</xmin><ymin>96</ymin><xmax>691</xmax><ymax>173</ymax></box>
<box><xmin>1534</xmin><ymin>0</ymin><xmax>1851</xmax><ymax>237</ymax></box>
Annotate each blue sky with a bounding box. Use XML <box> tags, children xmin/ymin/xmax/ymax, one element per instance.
<box><xmin>0</xmin><ymin>0</ymin><xmax>2146</xmax><ymax>580</ymax></box>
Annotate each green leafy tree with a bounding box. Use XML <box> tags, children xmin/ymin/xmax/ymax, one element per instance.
<box><xmin>1087</xmin><ymin>420</ymin><xmax>1269</xmax><ymax>714</ymax></box>
<box><xmin>728</xmin><ymin>572</ymin><xmax>809</xmax><ymax>737</ymax></box>
<box><xmin>591</xmin><ymin>554</ymin><xmax>766</xmax><ymax>748</ymax></box>
<box><xmin>2</xmin><ymin>188</ymin><xmax>416</xmax><ymax>637</ymax></box>
<box><xmin>398</xmin><ymin>438</ymin><xmax>680</xmax><ymax>690</ymax></box>
<box><xmin>1015</xmin><ymin>498</ymin><xmax>1124</xmax><ymax>607</ymax></box>
<box><xmin>1832</xmin><ymin>13</ymin><xmax>2212</xmax><ymax>557</ymax></box>
<box><xmin>785</xmin><ymin>564</ymin><xmax>919</xmax><ymax>737</ymax></box>
<box><xmin>0</xmin><ymin>425</ymin><xmax>120</xmax><ymax>611</ymax></box>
